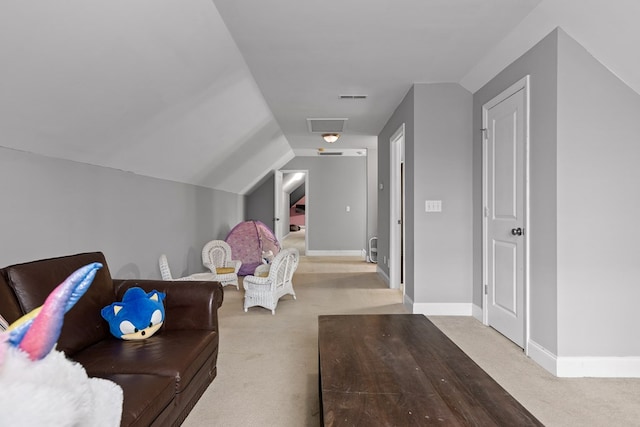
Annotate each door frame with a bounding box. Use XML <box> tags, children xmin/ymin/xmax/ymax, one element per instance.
<box><xmin>481</xmin><ymin>75</ymin><xmax>531</xmax><ymax>354</ymax></box>
<box><xmin>390</xmin><ymin>123</ymin><xmax>405</xmax><ymax>291</ymax></box>
<box><xmin>274</xmin><ymin>170</ymin><xmax>284</xmax><ymax>242</ymax></box>
<box><xmin>274</xmin><ymin>169</ymin><xmax>309</xmax><ymax>252</ymax></box>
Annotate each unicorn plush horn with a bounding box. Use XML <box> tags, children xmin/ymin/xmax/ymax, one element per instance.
<box><xmin>6</xmin><ymin>262</ymin><xmax>102</xmax><ymax>360</ymax></box>
<box><xmin>0</xmin><ymin>262</ymin><xmax>123</xmax><ymax>427</ymax></box>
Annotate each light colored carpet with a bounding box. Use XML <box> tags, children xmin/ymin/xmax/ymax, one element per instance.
<box><xmin>284</xmin><ymin>227</ymin><xmax>306</xmax><ymax>255</ymax></box>
<box><xmin>183</xmin><ymin>232</ymin><xmax>640</xmax><ymax>426</ymax></box>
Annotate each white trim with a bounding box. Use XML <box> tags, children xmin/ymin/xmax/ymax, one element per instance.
<box><xmin>389</xmin><ymin>123</ymin><xmax>405</xmax><ymax>291</ymax></box>
<box><xmin>274</xmin><ymin>170</ymin><xmax>284</xmax><ymax>242</ymax></box>
<box><xmin>412</xmin><ymin>303</ymin><xmax>473</xmax><ymax>316</ymax></box>
<box><xmin>305</xmin><ymin>250</ymin><xmax>362</xmax><ymax>257</ymax></box>
<box><xmin>472</xmin><ymin>304</ymin><xmax>483</xmax><ymax>322</ymax></box>
<box><xmin>528</xmin><ymin>340</ymin><xmax>640</xmax><ymax>378</ymax></box>
<box><xmin>278</xmin><ymin>169</ymin><xmax>309</xmax><ymax>254</ymax></box>
<box><xmin>304</xmin><ymin>174</ymin><xmax>309</xmax><ymax>255</ymax></box>
<box><xmin>528</xmin><ymin>340</ymin><xmax>558</xmax><ymax>376</ymax></box>
<box><xmin>403</xmin><ymin>293</ymin><xmax>414</xmax><ymax>313</ymax></box>
<box><xmin>484</xmin><ymin>76</ymin><xmax>529</xmax><ymax>109</ymax></box>
<box><xmin>482</xmin><ymin>75</ymin><xmax>531</xmax><ymax>354</ymax></box>
<box><xmin>377</xmin><ymin>266</ymin><xmax>390</xmax><ymax>284</ymax></box>
<box><xmin>557</xmin><ymin>357</ymin><xmax>640</xmax><ymax>378</ymax></box>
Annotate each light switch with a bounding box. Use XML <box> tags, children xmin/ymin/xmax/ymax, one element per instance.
<box><xmin>346</xmin><ymin>205</ymin><xmax>350</xmax><ymax>212</ymax></box>
<box><xmin>425</xmin><ymin>200</ymin><xmax>442</xmax><ymax>212</ymax></box>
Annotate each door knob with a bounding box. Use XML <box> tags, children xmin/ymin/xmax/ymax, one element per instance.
<box><xmin>511</xmin><ymin>227</ymin><xmax>523</xmax><ymax>236</ymax></box>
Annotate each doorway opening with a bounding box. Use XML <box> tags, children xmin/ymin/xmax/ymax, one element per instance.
<box><xmin>275</xmin><ymin>169</ymin><xmax>309</xmax><ymax>255</ymax></box>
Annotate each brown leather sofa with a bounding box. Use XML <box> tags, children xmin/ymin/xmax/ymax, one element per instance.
<box><xmin>0</xmin><ymin>252</ymin><xmax>224</xmax><ymax>426</ymax></box>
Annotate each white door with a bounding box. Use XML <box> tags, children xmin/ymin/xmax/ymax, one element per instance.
<box><xmin>274</xmin><ymin>170</ymin><xmax>284</xmax><ymax>242</ymax></box>
<box><xmin>483</xmin><ymin>77</ymin><xmax>529</xmax><ymax>349</ymax></box>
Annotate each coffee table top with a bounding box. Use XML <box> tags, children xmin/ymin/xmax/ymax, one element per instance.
<box><xmin>318</xmin><ymin>314</ymin><xmax>542</xmax><ymax>426</ymax></box>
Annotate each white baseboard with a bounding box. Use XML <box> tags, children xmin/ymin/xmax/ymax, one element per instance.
<box><xmin>557</xmin><ymin>357</ymin><xmax>640</xmax><ymax>378</ymax></box>
<box><xmin>472</xmin><ymin>304</ymin><xmax>483</xmax><ymax>322</ymax></box>
<box><xmin>305</xmin><ymin>250</ymin><xmax>363</xmax><ymax>257</ymax></box>
<box><xmin>528</xmin><ymin>340</ymin><xmax>640</xmax><ymax>378</ymax></box>
<box><xmin>412</xmin><ymin>303</ymin><xmax>473</xmax><ymax>316</ymax></box>
<box><xmin>527</xmin><ymin>340</ymin><xmax>558</xmax><ymax>376</ymax></box>
<box><xmin>376</xmin><ymin>266</ymin><xmax>390</xmax><ymax>284</ymax></box>
<box><xmin>403</xmin><ymin>293</ymin><xmax>414</xmax><ymax>313</ymax></box>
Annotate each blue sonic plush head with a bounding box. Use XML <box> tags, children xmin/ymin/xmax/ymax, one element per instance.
<box><xmin>101</xmin><ymin>287</ymin><xmax>165</xmax><ymax>340</ymax></box>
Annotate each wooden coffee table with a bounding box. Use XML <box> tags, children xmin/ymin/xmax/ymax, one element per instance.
<box><xmin>318</xmin><ymin>314</ymin><xmax>542</xmax><ymax>426</ymax></box>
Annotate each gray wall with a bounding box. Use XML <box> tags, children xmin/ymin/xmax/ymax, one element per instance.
<box><xmin>378</xmin><ymin>87</ymin><xmax>415</xmax><ymax>290</ymax></box>
<box><xmin>412</xmin><ymin>83</ymin><xmax>473</xmax><ymax>304</ymax></box>
<box><xmin>246</xmin><ymin>174</ymin><xmax>275</xmax><ymax>229</ymax></box>
<box><xmin>284</xmin><ymin>156</ymin><xmax>367</xmax><ymax>252</ymax></box>
<box><xmin>473</xmin><ymin>29</ymin><xmax>559</xmax><ymax>354</ymax></box>
<box><xmin>378</xmin><ymin>84</ymin><xmax>473</xmax><ymax>305</ymax></box>
<box><xmin>290</xmin><ymin>184</ymin><xmax>305</xmax><ymax>207</ymax></box>
<box><xmin>0</xmin><ymin>147</ymin><xmax>244</xmax><ymax>279</ymax></box>
<box><xmin>556</xmin><ymin>30</ymin><xmax>640</xmax><ymax>357</ymax></box>
<box><xmin>473</xmin><ymin>27</ymin><xmax>640</xmax><ymax>359</ymax></box>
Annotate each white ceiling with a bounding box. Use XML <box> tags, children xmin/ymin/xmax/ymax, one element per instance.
<box><xmin>1</xmin><ymin>0</ymin><xmax>639</xmax><ymax>194</ymax></box>
<box><xmin>212</xmin><ymin>0</ymin><xmax>541</xmax><ymax>152</ymax></box>
<box><xmin>0</xmin><ymin>0</ymin><xmax>293</xmax><ymax>194</ymax></box>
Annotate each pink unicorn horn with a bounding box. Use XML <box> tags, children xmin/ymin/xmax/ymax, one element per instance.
<box><xmin>14</xmin><ymin>262</ymin><xmax>102</xmax><ymax>360</ymax></box>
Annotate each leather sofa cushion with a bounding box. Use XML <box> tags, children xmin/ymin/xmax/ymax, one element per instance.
<box><xmin>101</xmin><ymin>373</ymin><xmax>175</xmax><ymax>427</ymax></box>
<box><xmin>0</xmin><ymin>272</ymin><xmax>22</xmax><ymax>324</ymax></box>
<box><xmin>113</xmin><ymin>279</ymin><xmax>223</xmax><ymax>331</ymax></box>
<box><xmin>4</xmin><ymin>252</ymin><xmax>115</xmax><ymax>355</ymax></box>
<box><xmin>75</xmin><ymin>329</ymin><xmax>218</xmax><ymax>394</ymax></box>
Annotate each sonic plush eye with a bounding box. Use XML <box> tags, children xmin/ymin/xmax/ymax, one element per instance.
<box><xmin>119</xmin><ymin>320</ymin><xmax>138</xmax><ymax>335</ymax></box>
<box><xmin>150</xmin><ymin>309</ymin><xmax>163</xmax><ymax>326</ymax></box>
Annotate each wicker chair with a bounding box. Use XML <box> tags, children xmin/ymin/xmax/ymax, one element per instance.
<box><xmin>158</xmin><ymin>254</ymin><xmax>216</xmax><ymax>281</ymax></box>
<box><xmin>243</xmin><ymin>248</ymin><xmax>298</xmax><ymax>314</ymax></box>
<box><xmin>201</xmin><ymin>240</ymin><xmax>242</xmax><ymax>289</ymax></box>
<box><xmin>284</xmin><ymin>248</ymin><xmax>299</xmax><ymax>290</ymax></box>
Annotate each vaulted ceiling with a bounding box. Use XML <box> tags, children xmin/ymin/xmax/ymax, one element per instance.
<box><xmin>1</xmin><ymin>0</ymin><xmax>638</xmax><ymax>194</ymax></box>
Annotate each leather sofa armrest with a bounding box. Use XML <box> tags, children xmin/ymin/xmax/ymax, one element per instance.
<box><xmin>113</xmin><ymin>279</ymin><xmax>224</xmax><ymax>331</ymax></box>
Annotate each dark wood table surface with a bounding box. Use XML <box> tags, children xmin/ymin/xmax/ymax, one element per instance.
<box><xmin>318</xmin><ymin>314</ymin><xmax>543</xmax><ymax>426</ymax></box>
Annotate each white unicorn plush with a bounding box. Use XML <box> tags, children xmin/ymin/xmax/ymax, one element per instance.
<box><xmin>0</xmin><ymin>263</ymin><xmax>123</xmax><ymax>427</ymax></box>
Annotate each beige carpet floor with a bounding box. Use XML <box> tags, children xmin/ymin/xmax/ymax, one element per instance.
<box><xmin>183</xmin><ymin>231</ymin><xmax>640</xmax><ymax>426</ymax></box>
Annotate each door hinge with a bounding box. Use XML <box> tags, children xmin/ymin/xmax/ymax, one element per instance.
<box><xmin>484</xmin><ymin>284</ymin><xmax>488</xmax><ymax>295</ymax></box>
<box><xmin>481</xmin><ymin>128</ymin><xmax>488</xmax><ymax>141</ymax></box>
<box><xmin>483</xmin><ymin>206</ymin><xmax>489</xmax><ymax>217</ymax></box>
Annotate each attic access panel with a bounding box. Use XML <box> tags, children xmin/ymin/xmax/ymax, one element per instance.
<box><xmin>306</xmin><ymin>118</ymin><xmax>348</xmax><ymax>133</ymax></box>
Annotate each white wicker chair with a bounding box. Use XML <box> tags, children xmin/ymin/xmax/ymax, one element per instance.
<box><xmin>284</xmin><ymin>248</ymin><xmax>299</xmax><ymax>290</ymax></box>
<box><xmin>158</xmin><ymin>254</ymin><xmax>216</xmax><ymax>281</ymax></box>
<box><xmin>243</xmin><ymin>249</ymin><xmax>298</xmax><ymax>314</ymax></box>
<box><xmin>201</xmin><ymin>240</ymin><xmax>242</xmax><ymax>289</ymax></box>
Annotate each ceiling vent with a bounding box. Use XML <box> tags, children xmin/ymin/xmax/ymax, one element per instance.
<box><xmin>318</xmin><ymin>151</ymin><xmax>343</xmax><ymax>156</ymax></box>
<box><xmin>339</xmin><ymin>95</ymin><xmax>367</xmax><ymax>100</ymax></box>
<box><xmin>307</xmin><ymin>118</ymin><xmax>348</xmax><ymax>134</ymax></box>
